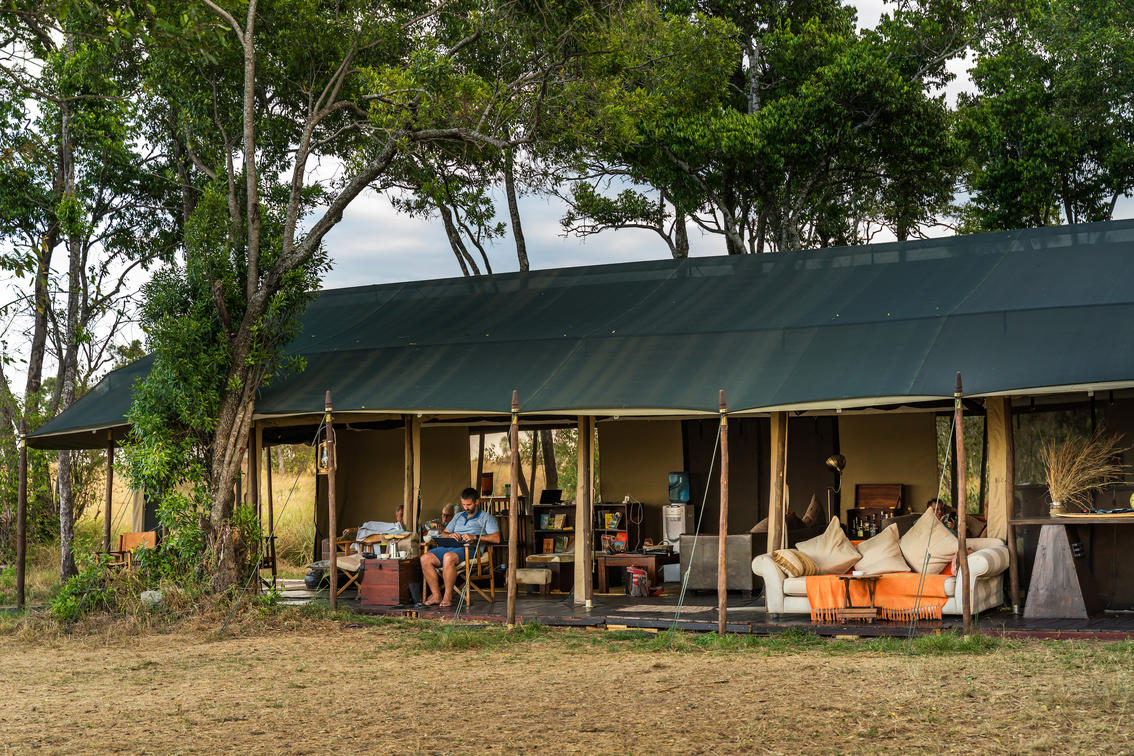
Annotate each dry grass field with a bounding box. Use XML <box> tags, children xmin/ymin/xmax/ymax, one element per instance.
<box><xmin>1</xmin><ymin>610</ymin><xmax>1131</xmax><ymax>755</ymax></box>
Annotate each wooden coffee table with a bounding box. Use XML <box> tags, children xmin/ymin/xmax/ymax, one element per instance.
<box><xmin>836</xmin><ymin>574</ymin><xmax>880</xmax><ymax>623</ymax></box>
<box><xmin>595</xmin><ymin>552</ymin><xmax>678</xmax><ymax>593</ymax></box>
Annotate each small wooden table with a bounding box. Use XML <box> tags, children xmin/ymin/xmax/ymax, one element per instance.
<box><xmin>359</xmin><ymin>557</ymin><xmax>422</xmax><ymax>607</ymax></box>
<box><xmin>595</xmin><ymin>552</ymin><xmax>678</xmax><ymax>593</ymax></box>
<box><xmin>836</xmin><ymin>574</ymin><xmax>880</xmax><ymax>623</ymax></box>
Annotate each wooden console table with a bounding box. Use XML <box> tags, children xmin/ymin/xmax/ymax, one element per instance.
<box><xmin>1010</xmin><ymin>516</ymin><xmax>1133</xmax><ymax>619</ymax></box>
<box><xmin>595</xmin><ymin>552</ymin><xmax>677</xmax><ymax>593</ymax></box>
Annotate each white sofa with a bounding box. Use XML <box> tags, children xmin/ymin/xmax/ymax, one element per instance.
<box><xmin>752</xmin><ymin>541</ymin><xmax>1010</xmax><ymax>618</ymax></box>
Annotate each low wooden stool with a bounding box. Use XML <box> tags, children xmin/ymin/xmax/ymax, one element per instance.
<box><xmin>516</xmin><ymin>567</ymin><xmax>552</xmax><ymax>595</ymax></box>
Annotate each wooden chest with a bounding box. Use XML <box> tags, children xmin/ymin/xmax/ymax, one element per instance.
<box><xmin>359</xmin><ymin>558</ymin><xmax>421</xmax><ymax>607</ymax></box>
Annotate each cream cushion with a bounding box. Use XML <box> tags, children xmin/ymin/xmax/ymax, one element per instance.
<box><xmin>770</xmin><ymin>549</ymin><xmax>819</xmax><ymax>578</ymax></box>
<box><xmin>801</xmin><ymin>494</ymin><xmax>824</xmax><ymax>528</ymax></box>
<box><xmin>900</xmin><ymin>509</ymin><xmax>958</xmax><ymax>574</ymax></box>
<box><xmin>796</xmin><ymin>518</ymin><xmax>861</xmax><ymax>575</ymax></box>
<box><xmin>853</xmin><ymin>524</ymin><xmax>910</xmax><ymax>574</ymax></box>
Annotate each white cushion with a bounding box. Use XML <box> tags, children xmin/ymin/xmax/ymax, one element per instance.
<box><xmin>853</xmin><ymin>524</ymin><xmax>911</xmax><ymax>574</ymax></box>
<box><xmin>900</xmin><ymin>509</ymin><xmax>958</xmax><ymax>574</ymax></box>
<box><xmin>783</xmin><ymin>577</ymin><xmax>809</xmax><ymax>596</ymax></box>
<box><xmin>796</xmin><ymin>517</ymin><xmax>861</xmax><ymax>575</ymax></box>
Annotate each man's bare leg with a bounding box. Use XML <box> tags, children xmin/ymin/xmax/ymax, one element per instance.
<box><xmin>440</xmin><ymin>552</ymin><xmax>460</xmax><ymax>606</ymax></box>
<box><xmin>420</xmin><ymin>553</ymin><xmax>442</xmax><ymax>605</ymax></box>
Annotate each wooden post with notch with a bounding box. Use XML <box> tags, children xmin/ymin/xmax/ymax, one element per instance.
<box><xmin>767</xmin><ymin>412</ymin><xmax>787</xmax><ymax>555</ymax></box>
<box><xmin>507</xmin><ymin>390</ymin><xmax>520</xmax><ymax>626</ymax></box>
<box><xmin>16</xmin><ymin>419</ymin><xmax>27</xmax><ymax>609</ymax></box>
<box><xmin>954</xmin><ymin>373</ymin><xmax>972</xmax><ymax>635</ymax></box>
<box><xmin>104</xmin><ymin>432</ymin><xmax>115</xmax><ymax>553</ymax></box>
<box><xmin>718</xmin><ymin>390</ymin><xmax>729</xmax><ymax>635</ymax></box>
<box><xmin>325</xmin><ymin>391</ymin><xmax>338</xmax><ymax>610</ymax></box>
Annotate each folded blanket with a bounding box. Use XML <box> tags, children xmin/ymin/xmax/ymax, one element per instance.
<box><xmin>805</xmin><ymin>573</ymin><xmax>950</xmax><ymax>622</ymax></box>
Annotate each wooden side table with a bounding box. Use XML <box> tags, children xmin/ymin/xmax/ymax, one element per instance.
<box><xmin>595</xmin><ymin>552</ymin><xmax>678</xmax><ymax>593</ymax></box>
<box><xmin>836</xmin><ymin>574</ymin><xmax>880</xmax><ymax>623</ymax></box>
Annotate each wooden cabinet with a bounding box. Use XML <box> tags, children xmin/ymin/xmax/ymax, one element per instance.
<box><xmin>594</xmin><ymin>501</ymin><xmax>643</xmax><ymax>553</ymax></box>
<box><xmin>534</xmin><ymin>503</ymin><xmax>575</xmax><ymax>553</ymax></box>
<box><xmin>359</xmin><ymin>557</ymin><xmax>421</xmax><ymax>607</ymax></box>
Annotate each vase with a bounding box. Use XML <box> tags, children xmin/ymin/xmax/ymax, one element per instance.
<box><xmin>1049</xmin><ymin>500</ymin><xmax>1067</xmax><ymax>516</ymax></box>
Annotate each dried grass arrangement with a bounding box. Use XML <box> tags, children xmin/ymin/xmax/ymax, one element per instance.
<box><xmin>1040</xmin><ymin>432</ymin><xmax>1129</xmax><ymax>513</ymax></box>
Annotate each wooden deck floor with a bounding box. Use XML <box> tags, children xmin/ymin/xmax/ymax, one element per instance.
<box><xmin>277</xmin><ymin>582</ymin><xmax>1134</xmax><ymax>640</ymax></box>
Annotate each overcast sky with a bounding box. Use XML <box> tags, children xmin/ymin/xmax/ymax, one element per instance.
<box><xmin>317</xmin><ymin>0</ymin><xmax>973</xmax><ymax>289</ymax></box>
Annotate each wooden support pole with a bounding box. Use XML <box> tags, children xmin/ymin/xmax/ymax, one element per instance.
<box><xmin>250</xmin><ymin>422</ymin><xmax>261</xmax><ymax>521</ymax></box>
<box><xmin>530</xmin><ymin>429</ymin><xmax>539</xmax><ymax>507</ymax></box>
<box><xmin>404</xmin><ymin>414</ymin><xmax>414</xmax><ymax>534</ymax></box>
<box><xmin>104</xmin><ymin>433</ymin><xmax>115</xmax><ymax>553</ymax></box>
<box><xmin>573</xmin><ymin>417</ymin><xmax>587</xmax><ymax>606</ymax></box>
<box><xmin>266</xmin><ymin>445</ymin><xmax>277</xmax><ymax>585</ymax></box>
<box><xmin>986</xmin><ymin>396</ymin><xmax>1020</xmax><ymax>612</ymax></box>
<box><xmin>325</xmin><ymin>391</ymin><xmax>338</xmax><ymax>610</ymax></box>
<box><xmin>16</xmin><ymin>419</ymin><xmax>27</xmax><ymax>609</ymax></box>
<box><xmin>583</xmin><ymin>417</ymin><xmax>594</xmax><ymax>603</ymax></box>
<box><xmin>718</xmin><ymin>391</ymin><xmax>729</xmax><ymax>635</ymax></box>
<box><xmin>475</xmin><ymin>432</ymin><xmax>485</xmax><ymax>490</ymax></box>
<box><xmin>411</xmin><ymin>416</ymin><xmax>421</xmax><ymax>533</ymax></box>
<box><xmin>767</xmin><ymin>412</ymin><xmax>787</xmax><ymax>555</ymax></box>
<box><xmin>573</xmin><ymin>417</ymin><xmax>595</xmax><ymax>606</ymax></box>
<box><xmin>507</xmin><ymin>391</ymin><xmax>520</xmax><ymax>627</ymax></box>
<box><xmin>954</xmin><ymin>373</ymin><xmax>972</xmax><ymax>635</ymax></box>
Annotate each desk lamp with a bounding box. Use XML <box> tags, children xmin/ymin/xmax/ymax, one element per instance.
<box><xmin>825</xmin><ymin>454</ymin><xmax>846</xmax><ymax>522</ymax></box>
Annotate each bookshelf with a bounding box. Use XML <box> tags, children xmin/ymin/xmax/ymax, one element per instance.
<box><xmin>533</xmin><ymin>502</ymin><xmax>576</xmax><ymax>554</ymax></box>
<box><xmin>594</xmin><ymin>501</ymin><xmax>642</xmax><ymax>554</ymax></box>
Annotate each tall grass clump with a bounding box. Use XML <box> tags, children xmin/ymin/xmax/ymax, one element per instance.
<box><xmin>1041</xmin><ymin>432</ymin><xmax>1128</xmax><ymax>512</ymax></box>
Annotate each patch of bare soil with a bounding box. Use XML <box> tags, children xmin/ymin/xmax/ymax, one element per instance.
<box><xmin>0</xmin><ymin>622</ymin><xmax>1131</xmax><ymax>754</ymax></box>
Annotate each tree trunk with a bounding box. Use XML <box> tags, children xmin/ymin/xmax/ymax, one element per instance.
<box><xmin>504</xmin><ymin>149</ymin><xmax>529</xmax><ymax>271</ymax></box>
<box><xmin>673</xmin><ymin>209</ymin><xmax>689</xmax><ymax>259</ymax></box>
<box><xmin>439</xmin><ymin>203</ymin><xmax>479</xmax><ymax>276</ymax></box>
<box><xmin>539</xmin><ymin>429</ymin><xmax>557</xmax><ymax>489</ymax></box>
<box><xmin>56</xmin><ymin>53</ymin><xmax>80</xmax><ymax>582</ymax></box>
<box><xmin>206</xmin><ymin>363</ymin><xmax>259</xmax><ymax>592</ymax></box>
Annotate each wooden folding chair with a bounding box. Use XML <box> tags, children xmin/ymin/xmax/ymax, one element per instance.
<box><xmin>108</xmin><ymin>531</ymin><xmax>157</xmax><ymax>569</ymax></box>
<box><xmin>455</xmin><ymin>544</ymin><xmax>496</xmax><ymax>604</ymax></box>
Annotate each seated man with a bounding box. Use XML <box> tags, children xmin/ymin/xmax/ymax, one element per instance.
<box><xmin>420</xmin><ymin>488</ymin><xmax>501</xmax><ymax>607</ymax></box>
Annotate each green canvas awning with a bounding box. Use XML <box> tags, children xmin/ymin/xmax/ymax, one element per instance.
<box><xmin>29</xmin><ymin>219</ymin><xmax>1134</xmax><ymax>449</ymax></box>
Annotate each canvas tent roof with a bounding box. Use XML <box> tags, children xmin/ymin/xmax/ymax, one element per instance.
<box><xmin>28</xmin><ymin>220</ymin><xmax>1134</xmax><ymax>449</ymax></box>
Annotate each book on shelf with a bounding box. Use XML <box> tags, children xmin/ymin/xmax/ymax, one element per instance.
<box><xmin>603</xmin><ymin>511</ymin><xmax>623</xmax><ymax>529</ymax></box>
<box><xmin>553</xmin><ymin>535</ymin><xmax>572</xmax><ymax>553</ymax></box>
<box><xmin>542</xmin><ymin>537</ymin><xmax>555</xmax><ymax>554</ymax></box>
<box><xmin>552</xmin><ymin>514</ymin><xmax>567</xmax><ymax>529</ymax></box>
<box><xmin>601</xmin><ymin>533</ymin><xmax>613</xmax><ymax>552</ymax></box>
<box><xmin>613</xmin><ymin>532</ymin><xmax>627</xmax><ymax>552</ymax></box>
<box><xmin>538</xmin><ymin>513</ymin><xmax>549</xmax><ymax>529</ymax></box>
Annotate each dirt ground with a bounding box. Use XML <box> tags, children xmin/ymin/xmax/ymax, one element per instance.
<box><xmin>1</xmin><ymin>618</ymin><xmax>1131</xmax><ymax>755</ymax></box>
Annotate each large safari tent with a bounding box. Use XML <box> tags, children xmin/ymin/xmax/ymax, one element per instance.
<box><xmin>23</xmin><ymin>219</ymin><xmax>1134</xmax><ymax>626</ymax></box>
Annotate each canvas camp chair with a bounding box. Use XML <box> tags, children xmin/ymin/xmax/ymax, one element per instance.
<box><xmin>333</xmin><ymin>553</ymin><xmax>363</xmax><ymax>597</ymax></box>
<box><xmin>108</xmin><ymin>531</ymin><xmax>157</xmax><ymax>569</ymax></box>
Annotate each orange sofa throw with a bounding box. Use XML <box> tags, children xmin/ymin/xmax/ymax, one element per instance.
<box><xmin>805</xmin><ymin>573</ymin><xmax>950</xmax><ymax>622</ymax></box>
